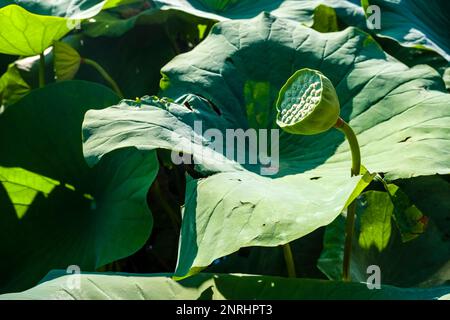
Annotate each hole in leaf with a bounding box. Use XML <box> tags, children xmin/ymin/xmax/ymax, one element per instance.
<box><xmin>398</xmin><ymin>136</ymin><xmax>411</xmax><ymax>143</ymax></box>
<box><xmin>310</xmin><ymin>176</ymin><xmax>321</xmax><ymax>180</ymax></box>
<box><xmin>225</xmin><ymin>57</ymin><xmax>236</xmax><ymax>67</ymax></box>
<box><xmin>196</xmin><ymin>94</ymin><xmax>222</xmax><ymax>115</ymax></box>
<box><xmin>183</xmin><ymin>101</ymin><xmax>193</xmax><ymax>111</ymax></box>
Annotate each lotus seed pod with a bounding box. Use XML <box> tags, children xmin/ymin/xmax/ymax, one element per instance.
<box><xmin>276</xmin><ymin>68</ymin><xmax>340</xmax><ymax>135</ymax></box>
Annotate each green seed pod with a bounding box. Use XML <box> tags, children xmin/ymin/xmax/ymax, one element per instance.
<box><xmin>276</xmin><ymin>68</ymin><xmax>340</xmax><ymax>135</ymax></box>
<box><xmin>53</xmin><ymin>41</ymin><xmax>81</xmax><ymax>81</ymax></box>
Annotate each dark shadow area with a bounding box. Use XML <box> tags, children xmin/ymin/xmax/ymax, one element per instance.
<box><xmin>0</xmin><ymin>181</ymin><xmax>94</xmax><ymax>294</ymax></box>
<box><xmin>205</xmin><ymin>228</ymin><xmax>326</xmax><ymax>279</ymax></box>
<box><xmin>67</xmin><ymin>24</ymin><xmax>175</xmax><ymax>98</ymax></box>
<box><xmin>110</xmin><ymin>151</ymin><xmax>186</xmax><ymax>274</ymax></box>
<box><xmin>0</xmin><ymin>82</ymin><xmax>153</xmax><ymax>294</ymax></box>
<box><xmin>0</xmin><ymin>53</ymin><xmax>17</xmax><ymax>74</ymax></box>
<box><xmin>329</xmin><ymin>174</ymin><xmax>450</xmax><ymax>288</ymax></box>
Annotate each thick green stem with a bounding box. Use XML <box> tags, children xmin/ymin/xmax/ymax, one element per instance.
<box><xmin>335</xmin><ymin>118</ymin><xmax>361</xmax><ymax>176</ymax></box>
<box><xmin>282</xmin><ymin>243</ymin><xmax>297</xmax><ymax>278</ymax></box>
<box><xmin>39</xmin><ymin>53</ymin><xmax>45</xmax><ymax>88</ymax></box>
<box><xmin>335</xmin><ymin>117</ymin><xmax>361</xmax><ymax>281</ymax></box>
<box><xmin>342</xmin><ymin>201</ymin><xmax>356</xmax><ymax>281</ymax></box>
<box><xmin>82</xmin><ymin>58</ymin><xmax>124</xmax><ymax>98</ymax></box>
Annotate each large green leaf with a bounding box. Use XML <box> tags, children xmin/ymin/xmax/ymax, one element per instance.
<box><xmin>83</xmin><ymin>13</ymin><xmax>450</xmax><ymax>279</ymax></box>
<box><xmin>160</xmin><ymin>13</ymin><xmax>450</xmax><ymax>180</ymax></box>
<box><xmin>89</xmin><ymin>0</ymin><xmax>449</xmax><ymax>82</ymax></box>
<box><xmin>0</xmin><ymin>81</ymin><xmax>157</xmax><ymax>293</ymax></box>
<box><xmin>148</xmin><ymin>0</ymin><xmax>449</xmax><ymax>62</ymax></box>
<box><xmin>82</xmin><ymin>94</ymin><xmax>372</xmax><ymax>279</ymax></box>
<box><xmin>0</xmin><ymin>4</ymin><xmax>70</xmax><ymax>55</ymax></box>
<box><xmin>0</xmin><ymin>1</ymin><xmax>133</xmax><ymax>55</ymax></box>
<box><xmin>362</xmin><ymin>0</ymin><xmax>449</xmax><ymax>62</ymax></box>
<box><xmin>1</xmin><ymin>271</ymin><xmax>448</xmax><ymax>300</ymax></box>
<box><xmin>86</xmin><ymin>1</ymin><xmax>449</xmax><ymax>64</ymax></box>
<box><xmin>318</xmin><ymin>176</ymin><xmax>450</xmax><ymax>287</ymax></box>
<box><xmin>149</xmin><ymin>0</ymin><xmax>363</xmax><ymax>23</ymax></box>
<box><xmin>81</xmin><ymin>0</ymin><xmax>363</xmax><ymax>38</ymax></box>
<box><xmin>87</xmin><ymin>0</ymin><xmax>449</xmax><ymax>90</ymax></box>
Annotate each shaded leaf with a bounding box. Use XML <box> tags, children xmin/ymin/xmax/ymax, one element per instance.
<box><xmin>0</xmin><ymin>62</ymin><xmax>30</xmax><ymax>108</ymax></box>
<box><xmin>362</xmin><ymin>0</ymin><xmax>449</xmax><ymax>61</ymax></box>
<box><xmin>0</xmin><ymin>81</ymin><xmax>156</xmax><ymax>293</ymax></box>
<box><xmin>53</xmin><ymin>41</ymin><xmax>81</xmax><ymax>81</ymax></box>
<box><xmin>318</xmin><ymin>176</ymin><xmax>450</xmax><ymax>287</ymax></box>
<box><xmin>82</xmin><ymin>0</ymin><xmax>364</xmax><ymax>37</ymax></box>
<box><xmin>205</xmin><ymin>229</ymin><xmax>326</xmax><ymax>279</ymax></box>
<box><xmin>149</xmin><ymin>0</ymin><xmax>363</xmax><ymax>26</ymax></box>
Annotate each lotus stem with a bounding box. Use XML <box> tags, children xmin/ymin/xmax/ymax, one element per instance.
<box><xmin>81</xmin><ymin>58</ymin><xmax>124</xmax><ymax>98</ymax></box>
<box><xmin>39</xmin><ymin>53</ymin><xmax>45</xmax><ymax>88</ymax></box>
<box><xmin>335</xmin><ymin>118</ymin><xmax>361</xmax><ymax>176</ymax></box>
<box><xmin>282</xmin><ymin>243</ymin><xmax>297</xmax><ymax>278</ymax></box>
<box><xmin>335</xmin><ymin>117</ymin><xmax>361</xmax><ymax>281</ymax></box>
